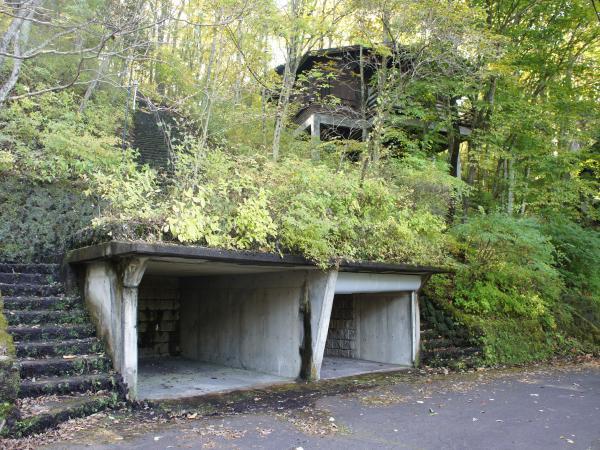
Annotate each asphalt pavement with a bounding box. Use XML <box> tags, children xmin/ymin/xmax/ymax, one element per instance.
<box><xmin>36</xmin><ymin>362</ymin><xmax>600</xmax><ymax>450</ymax></box>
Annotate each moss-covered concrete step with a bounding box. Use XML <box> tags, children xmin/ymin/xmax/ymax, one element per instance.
<box><xmin>19</xmin><ymin>355</ymin><xmax>111</xmax><ymax>378</ymax></box>
<box><xmin>5</xmin><ymin>392</ymin><xmax>119</xmax><ymax>438</ymax></box>
<box><xmin>3</xmin><ymin>295</ymin><xmax>82</xmax><ymax>311</ymax></box>
<box><xmin>0</xmin><ymin>263</ymin><xmax>59</xmax><ymax>275</ymax></box>
<box><xmin>18</xmin><ymin>373</ymin><xmax>118</xmax><ymax>398</ymax></box>
<box><xmin>8</xmin><ymin>324</ymin><xmax>96</xmax><ymax>342</ymax></box>
<box><xmin>422</xmin><ymin>337</ymin><xmax>471</xmax><ymax>349</ymax></box>
<box><xmin>15</xmin><ymin>338</ymin><xmax>103</xmax><ymax>358</ymax></box>
<box><xmin>421</xmin><ymin>346</ymin><xmax>481</xmax><ymax>360</ymax></box>
<box><xmin>421</xmin><ymin>328</ymin><xmax>441</xmax><ymax>340</ymax></box>
<box><xmin>5</xmin><ymin>309</ymin><xmax>88</xmax><ymax>326</ymax></box>
<box><xmin>0</xmin><ymin>272</ymin><xmax>52</xmax><ymax>284</ymax></box>
<box><xmin>0</xmin><ymin>282</ymin><xmax>64</xmax><ymax>297</ymax></box>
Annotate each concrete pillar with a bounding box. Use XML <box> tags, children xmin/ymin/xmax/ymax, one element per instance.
<box><xmin>305</xmin><ymin>270</ymin><xmax>337</xmax><ymax>380</ymax></box>
<box><xmin>411</xmin><ymin>291</ymin><xmax>420</xmax><ymax>366</ymax></box>
<box><xmin>118</xmin><ymin>257</ymin><xmax>148</xmax><ymax>399</ymax></box>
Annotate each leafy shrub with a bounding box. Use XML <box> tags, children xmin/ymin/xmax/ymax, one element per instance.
<box><xmin>92</xmin><ymin>149</ymin><xmax>451</xmax><ymax>268</ymax></box>
<box><xmin>449</xmin><ymin>213</ymin><xmax>562</xmax><ymax>319</ymax></box>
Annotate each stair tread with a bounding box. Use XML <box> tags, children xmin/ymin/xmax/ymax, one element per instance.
<box><xmin>18</xmin><ymin>354</ymin><xmax>106</xmax><ymax>365</ymax></box>
<box><xmin>8</xmin><ymin>324</ymin><xmax>97</xmax><ymax>343</ymax></box>
<box><xmin>18</xmin><ymin>392</ymin><xmax>115</xmax><ymax>419</ymax></box>
<box><xmin>0</xmin><ymin>281</ymin><xmax>62</xmax><ymax>288</ymax></box>
<box><xmin>5</xmin><ymin>309</ymin><xmax>87</xmax><ymax>326</ymax></box>
<box><xmin>0</xmin><ymin>263</ymin><xmax>59</xmax><ymax>274</ymax></box>
<box><xmin>20</xmin><ymin>372</ymin><xmax>114</xmax><ymax>387</ymax></box>
<box><xmin>0</xmin><ymin>283</ymin><xmax>64</xmax><ymax>296</ymax></box>
<box><xmin>6</xmin><ymin>308</ymin><xmax>85</xmax><ymax>315</ymax></box>
<box><xmin>8</xmin><ymin>323</ymin><xmax>93</xmax><ymax>330</ymax></box>
<box><xmin>15</xmin><ymin>337</ymin><xmax>98</xmax><ymax>349</ymax></box>
<box><xmin>18</xmin><ymin>373</ymin><xmax>118</xmax><ymax>399</ymax></box>
<box><xmin>3</xmin><ymin>294</ymin><xmax>79</xmax><ymax>300</ymax></box>
<box><xmin>15</xmin><ymin>337</ymin><xmax>102</xmax><ymax>358</ymax></box>
<box><xmin>2</xmin><ymin>296</ymin><xmax>82</xmax><ymax>311</ymax></box>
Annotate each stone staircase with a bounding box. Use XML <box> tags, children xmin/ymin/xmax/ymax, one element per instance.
<box><xmin>419</xmin><ymin>297</ymin><xmax>482</xmax><ymax>369</ymax></box>
<box><xmin>0</xmin><ymin>262</ymin><xmax>123</xmax><ymax>437</ymax></box>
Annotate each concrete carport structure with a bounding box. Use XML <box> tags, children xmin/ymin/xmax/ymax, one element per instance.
<box><xmin>66</xmin><ymin>241</ymin><xmax>443</xmax><ymax>401</ymax></box>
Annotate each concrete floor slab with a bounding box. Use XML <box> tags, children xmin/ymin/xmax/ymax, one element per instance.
<box><xmin>320</xmin><ymin>356</ymin><xmax>409</xmax><ymax>379</ymax></box>
<box><xmin>137</xmin><ymin>357</ymin><xmax>292</xmax><ymax>400</ymax></box>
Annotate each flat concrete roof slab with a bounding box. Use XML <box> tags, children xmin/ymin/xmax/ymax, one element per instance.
<box><xmin>137</xmin><ymin>357</ymin><xmax>292</xmax><ymax>400</ymax></box>
<box><xmin>66</xmin><ymin>241</ymin><xmax>446</xmax><ymax>275</ymax></box>
<box><xmin>320</xmin><ymin>356</ymin><xmax>409</xmax><ymax>380</ymax></box>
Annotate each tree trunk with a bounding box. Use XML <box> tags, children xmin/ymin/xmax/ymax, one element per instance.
<box><xmin>0</xmin><ymin>1</ymin><xmax>38</xmax><ymax>105</ymax></box>
<box><xmin>79</xmin><ymin>55</ymin><xmax>111</xmax><ymax>113</ymax></box>
<box><xmin>507</xmin><ymin>156</ymin><xmax>515</xmax><ymax>215</ymax></box>
<box><xmin>271</xmin><ymin>57</ymin><xmax>297</xmax><ymax>160</ymax></box>
<box><xmin>448</xmin><ymin>133</ymin><xmax>461</xmax><ymax>178</ymax></box>
<box><xmin>359</xmin><ymin>45</ymin><xmax>368</xmax><ymax>142</ymax></box>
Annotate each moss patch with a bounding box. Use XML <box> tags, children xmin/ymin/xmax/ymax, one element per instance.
<box><xmin>0</xmin><ymin>295</ymin><xmax>19</xmax><ymax>428</ymax></box>
<box><xmin>0</xmin><ymin>177</ymin><xmax>95</xmax><ymax>262</ymax></box>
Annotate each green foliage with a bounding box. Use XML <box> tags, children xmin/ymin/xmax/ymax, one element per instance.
<box><xmin>477</xmin><ymin>318</ymin><xmax>555</xmax><ymax>366</ymax></box>
<box><xmin>0</xmin><ymin>91</ymin><xmax>125</xmax><ymax>183</ymax></box>
<box><xmin>449</xmin><ymin>213</ymin><xmax>562</xmax><ymax>319</ymax></box>
<box><xmin>94</xmin><ymin>148</ymin><xmax>450</xmax><ymax>268</ymax></box>
<box><xmin>1</xmin><ymin>294</ymin><xmax>19</xmax><ymax>423</ymax></box>
<box><xmin>425</xmin><ymin>214</ymin><xmax>599</xmax><ymax>365</ymax></box>
<box><xmin>542</xmin><ymin>219</ymin><xmax>600</xmax><ymax>299</ymax></box>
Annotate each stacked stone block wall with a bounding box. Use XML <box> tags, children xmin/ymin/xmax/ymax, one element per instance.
<box><xmin>138</xmin><ymin>276</ymin><xmax>180</xmax><ymax>359</ymax></box>
<box><xmin>325</xmin><ymin>295</ymin><xmax>356</xmax><ymax>358</ymax></box>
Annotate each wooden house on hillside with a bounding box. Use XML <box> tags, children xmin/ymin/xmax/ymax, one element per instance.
<box><xmin>277</xmin><ymin>45</ymin><xmax>472</xmax><ymax>162</ymax></box>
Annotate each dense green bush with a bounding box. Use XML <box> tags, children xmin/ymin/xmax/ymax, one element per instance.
<box><xmin>425</xmin><ymin>213</ymin><xmax>599</xmax><ymax>364</ymax></box>
<box><xmin>449</xmin><ymin>213</ymin><xmax>562</xmax><ymax>320</ymax></box>
<box><xmin>92</xmin><ymin>149</ymin><xmax>451</xmax><ymax>267</ymax></box>
<box><xmin>542</xmin><ymin>219</ymin><xmax>600</xmax><ymax>351</ymax></box>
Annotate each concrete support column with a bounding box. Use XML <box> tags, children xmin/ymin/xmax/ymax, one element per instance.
<box><xmin>119</xmin><ymin>257</ymin><xmax>148</xmax><ymax>399</ymax></box>
<box><xmin>411</xmin><ymin>291</ymin><xmax>420</xmax><ymax>365</ymax></box>
<box><xmin>305</xmin><ymin>270</ymin><xmax>337</xmax><ymax>380</ymax></box>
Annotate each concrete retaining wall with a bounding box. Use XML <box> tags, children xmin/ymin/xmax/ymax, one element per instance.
<box><xmin>84</xmin><ymin>262</ymin><xmax>121</xmax><ymax>367</ymax></box>
<box><xmin>325</xmin><ymin>295</ymin><xmax>356</xmax><ymax>358</ymax></box>
<box><xmin>138</xmin><ymin>276</ymin><xmax>180</xmax><ymax>358</ymax></box>
<box><xmin>179</xmin><ymin>272</ymin><xmax>308</xmax><ymax>378</ymax></box>
<box><xmin>354</xmin><ymin>292</ymin><xmax>412</xmax><ymax>365</ymax></box>
<box><xmin>324</xmin><ymin>292</ymin><xmax>413</xmax><ymax>365</ymax></box>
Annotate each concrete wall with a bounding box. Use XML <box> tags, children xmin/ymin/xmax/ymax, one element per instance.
<box><xmin>325</xmin><ymin>295</ymin><xmax>356</xmax><ymax>358</ymax></box>
<box><xmin>354</xmin><ymin>292</ymin><xmax>413</xmax><ymax>365</ymax></box>
<box><xmin>138</xmin><ymin>276</ymin><xmax>180</xmax><ymax>358</ymax></box>
<box><xmin>84</xmin><ymin>262</ymin><xmax>122</xmax><ymax>367</ymax></box>
<box><xmin>180</xmin><ymin>271</ymin><xmax>308</xmax><ymax>378</ymax></box>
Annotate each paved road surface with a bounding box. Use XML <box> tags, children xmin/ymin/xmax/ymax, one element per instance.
<box><xmin>35</xmin><ymin>362</ymin><xmax>600</xmax><ymax>450</ymax></box>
